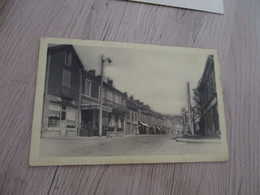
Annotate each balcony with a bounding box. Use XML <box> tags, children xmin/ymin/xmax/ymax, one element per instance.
<box><xmin>61</xmin><ymin>87</ymin><xmax>74</xmax><ymax>100</ymax></box>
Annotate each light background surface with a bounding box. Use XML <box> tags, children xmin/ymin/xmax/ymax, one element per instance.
<box><xmin>128</xmin><ymin>0</ymin><xmax>224</xmax><ymax>14</ymax></box>
<box><xmin>30</xmin><ymin>38</ymin><xmax>228</xmax><ymax>166</ymax></box>
<box><xmin>74</xmin><ymin>44</ymin><xmax>209</xmax><ymax>114</ymax></box>
<box><xmin>0</xmin><ymin>0</ymin><xmax>259</xmax><ymax>194</ymax></box>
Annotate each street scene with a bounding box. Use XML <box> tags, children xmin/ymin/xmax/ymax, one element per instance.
<box><xmin>39</xmin><ymin>43</ymin><xmax>222</xmax><ymax>158</ymax></box>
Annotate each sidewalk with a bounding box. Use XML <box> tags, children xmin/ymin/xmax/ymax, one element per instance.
<box><xmin>41</xmin><ymin>134</ymin><xmax>169</xmax><ymax>140</ymax></box>
<box><xmin>41</xmin><ymin>134</ymin><xmax>142</xmax><ymax>140</ymax></box>
<box><xmin>41</xmin><ymin>135</ymin><xmax>109</xmax><ymax>140</ymax></box>
<box><xmin>175</xmin><ymin>136</ymin><xmax>221</xmax><ymax>143</ymax></box>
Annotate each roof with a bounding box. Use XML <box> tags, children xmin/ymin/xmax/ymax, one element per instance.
<box><xmin>48</xmin><ymin>44</ymin><xmax>84</xmax><ymax>70</ymax></box>
<box><xmin>199</xmin><ymin>55</ymin><xmax>214</xmax><ymax>91</ymax></box>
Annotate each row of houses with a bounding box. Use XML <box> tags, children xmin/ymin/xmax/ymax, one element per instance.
<box><xmin>41</xmin><ymin>45</ymin><xmax>181</xmax><ymax>138</ymax></box>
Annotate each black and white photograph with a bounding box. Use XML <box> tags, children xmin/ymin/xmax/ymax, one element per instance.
<box><xmin>30</xmin><ymin>37</ymin><xmax>228</xmax><ymax>166</ymax></box>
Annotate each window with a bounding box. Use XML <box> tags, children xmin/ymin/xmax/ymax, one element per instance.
<box><xmin>85</xmin><ymin>80</ymin><xmax>91</xmax><ymax>96</ymax></box>
<box><xmin>61</xmin><ymin>105</ymin><xmax>66</xmax><ymax>120</ymax></box>
<box><xmin>112</xmin><ymin>94</ymin><xmax>115</xmax><ymax>102</ymax></box>
<box><xmin>103</xmin><ymin>89</ymin><xmax>107</xmax><ymax>99</ymax></box>
<box><xmin>65</xmin><ymin>50</ymin><xmax>72</xmax><ymax>66</ymax></box>
<box><xmin>66</xmin><ymin>107</ymin><xmax>76</xmax><ymax>128</ymax></box>
<box><xmin>48</xmin><ymin>103</ymin><xmax>61</xmax><ymax>128</ymax></box>
<box><xmin>62</xmin><ymin>69</ymin><xmax>71</xmax><ymax>88</ymax></box>
<box><xmin>107</xmin><ymin>91</ymin><xmax>112</xmax><ymax>101</ymax></box>
<box><xmin>114</xmin><ymin>95</ymin><xmax>120</xmax><ymax>104</ymax></box>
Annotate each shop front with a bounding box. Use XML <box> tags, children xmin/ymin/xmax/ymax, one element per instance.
<box><xmin>42</xmin><ymin>99</ymin><xmax>78</xmax><ymax>137</ymax></box>
<box><xmin>138</xmin><ymin>121</ymin><xmax>150</xmax><ymax>134</ymax></box>
<box><xmin>80</xmin><ymin>104</ymin><xmax>112</xmax><ymax>136</ymax></box>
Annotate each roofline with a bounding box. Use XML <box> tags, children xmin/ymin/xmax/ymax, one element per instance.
<box><xmin>199</xmin><ymin>54</ymin><xmax>214</xmax><ymax>90</ymax></box>
<box><xmin>48</xmin><ymin>44</ymin><xmax>84</xmax><ymax>70</ymax></box>
<box><xmin>81</xmin><ymin>69</ymin><xmax>127</xmax><ymax>97</ymax></box>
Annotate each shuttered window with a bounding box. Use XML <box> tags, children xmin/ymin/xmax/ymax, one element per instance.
<box><xmin>62</xmin><ymin>69</ymin><xmax>71</xmax><ymax>88</ymax></box>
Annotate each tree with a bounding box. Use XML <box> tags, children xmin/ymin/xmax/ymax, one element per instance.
<box><xmin>192</xmin><ymin>80</ymin><xmax>204</xmax><ymax>134</ymax></box>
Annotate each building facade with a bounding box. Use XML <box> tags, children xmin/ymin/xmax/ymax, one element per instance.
<box><xmin>80</xmin><ymin>70</ymin><xmax>128</xmax><ymax>136</ymax></box>
<box><xmin>130</xmin><ymin>99</ymin><xmax>165</xmax><ymax>135</ymax></box>
<box><xmin>42</xmin><ymin>45</ymin><xmax>180</xmax><ymax>138</ymax></box>
<box><xmin>42</xmin><ymin>45</ymin><xmax>83</xmax><ymax>137</ymax></box>
<box><xmin>125</xmin><ymin>96</ymin><xmax>139</xmax><ymax>135</ymax></box>
<box><xmin>199</xmin><ymin>55</ymin><xmax>220</xmax><ymax>137</ymax></box>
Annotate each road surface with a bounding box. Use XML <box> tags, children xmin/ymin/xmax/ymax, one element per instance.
<box><xmin>39</xmin><ymin>135</ymin><xmax>223</xmax><ymax>157</ymax></box>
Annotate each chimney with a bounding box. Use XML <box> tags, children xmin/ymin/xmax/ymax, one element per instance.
<box><xmin>108</xmin><ymin>79</ymin><xmax>113</xmax><ymax>86</ymax></box>
<box><xmin>89</xmin><ymin>70</ymin><xmax>96</xmax><ymax>76</ymax></box>
<box><xmin>130</xmin><ymin>95</ymin><xmax>133</xmax><ymax>100</ymax></box>
<box><xmin>124</xmin><ymin>92</ymin><xmax>128</xmax><ymax>97</ymax></box>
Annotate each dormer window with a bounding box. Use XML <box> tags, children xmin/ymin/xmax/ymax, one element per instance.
<box><xmin>65</xmin><ymin>50</ymin><xmax>72</xmax><ymax>66</ymax></box>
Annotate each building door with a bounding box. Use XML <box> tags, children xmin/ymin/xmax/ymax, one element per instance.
<box><xmin>60</xmin><ymin>105</ymin><xmax>67</xmax><ymax>135</ymax></box>
<box><xmin>80</xmin><ymin>110</ymin><xmax>93</xmax><ymax>136</ymax></box>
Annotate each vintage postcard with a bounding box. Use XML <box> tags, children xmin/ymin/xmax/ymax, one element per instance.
<box><xmin>30</xmin><ymin>37</ymin><xmax>228</xmax><ymax>166</ymax></box>
<box><xmin>128</xmin><ymin>0</ymin><xmax>224</xmax><ymax>14</ymax></box>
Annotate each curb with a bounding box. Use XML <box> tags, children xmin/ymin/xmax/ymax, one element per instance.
<box><xmin>176</xmin><ymin>138</ymin><xmax>221</xmax><ymax>143</ymax></box>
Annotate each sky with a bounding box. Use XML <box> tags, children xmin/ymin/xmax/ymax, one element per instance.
<box><xmin>74</xmin><ymin>44</ymin><xmax>211</xmax><ymax>115</ymax></box>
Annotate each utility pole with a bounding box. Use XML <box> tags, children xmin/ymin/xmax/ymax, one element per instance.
<box><xmin>78</xmin><ymin>69</ymin><xmax>83</xmax><ymax>136</ymax></box>
<box><xmin>99</xmin><ymin>56</ymin><xmax>112</xmax><ymax>137</ymax></box>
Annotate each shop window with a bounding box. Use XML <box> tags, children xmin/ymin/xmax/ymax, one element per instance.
<box><xmin>48</xmin><ymin>117</ymin><xmax>60</xmax><ymax>128</ymax></box>
<box><xmin>66</xmin><ymin>107</ymin><xmax>76</xmax><ymax>128</ymax></box>
<box><xmin>48</xmin><ymin>103</ymin><xmax>61</xmax><ymax>128</ymax></box>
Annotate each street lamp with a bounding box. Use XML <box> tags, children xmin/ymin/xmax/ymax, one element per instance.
<box><xmin>99</xmin><ymin>55</ymin><xmax>112</xmax><ymax>137</ymax></box>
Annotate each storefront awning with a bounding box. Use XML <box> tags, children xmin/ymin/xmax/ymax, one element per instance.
<box><xmin>48</xmin><ymin>110</ymin><xmax>60</xmax><ymax>118</ymax></box>
<box><xmin>139</xmin><ymin>121</ymin><xmax>150</xmax><ymax>127</ymax></box>
<box><xmin>81</xmin><ymin>104</ymin><xmax>112</xmax><ymax>113</ymax></box>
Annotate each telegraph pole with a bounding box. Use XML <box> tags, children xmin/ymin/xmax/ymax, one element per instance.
<box><xmin>98</xmin><ymin>56</ymin><xmax>112</xmax><ymax>137</ymax></box>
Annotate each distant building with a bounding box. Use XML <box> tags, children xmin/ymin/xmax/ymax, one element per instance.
<box><xmin>102</xmin><ymin>78</ymin><xmax>128</xmax><ymax>135</ymax></box>
<box><xmin>131</xmin><ymin>99</ymin><xmax>165</xmax><ymax>135</ymax></box>
<box><xmin>199</xmin><ymin>55</ymin><xmax>220</xmax><ymax>137</ymax></box>
<box><xmin>125</xmin><ymin>96</ymin><xmax>139</xmax><ymax>135</ymax></box>
<box><xmin>42</xmin><ymin>45</ymin><xmax>83</xmax><ymax>137</ymax></box>
<box><xmin>163</xmin><ymin>115</ymin><xmax>183</xmax><ymax>135</ymax></box>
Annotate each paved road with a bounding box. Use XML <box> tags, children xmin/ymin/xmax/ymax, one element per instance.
<box><xmin>40</xmin><ymin>135</ymin><xmax>222</xmax><ymax>157</ymax></box>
